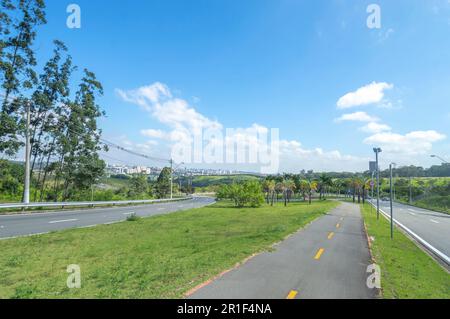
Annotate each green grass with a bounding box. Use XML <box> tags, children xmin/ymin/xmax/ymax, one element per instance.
<box><xmin>0</xmin><ymin>200</ymin><xmax>337</xmax><ymax>299</ymax></box>
<box><xmin>413</xmin><ymin>195</ymin><xmax>450</xmax><ymax>214</ymax></box>
<box><xmin>361</xmin><ymin>203</ymin><xmax>450</xmax><ymax>299</ymax></box>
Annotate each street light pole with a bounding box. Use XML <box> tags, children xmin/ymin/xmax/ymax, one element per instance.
<box><xmin>389</xmin><ymin>163</ymin><xmax>395</xmax><ymax>239</ymax></box>
<box><xmin>23</xmin><ymin>101</ymin><xmax>31</xmax><ymax>204</ymax></box>
<box><xmin>373</xmin><ymin>148</ymin><xmax>382</xmax><ymax>220</ymax></box>
<box><xmin>370</xmin><ymin>170</ymin><xmax>375</xmax><ymax>214</ymax></box>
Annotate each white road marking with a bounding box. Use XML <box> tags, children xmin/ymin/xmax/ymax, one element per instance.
<box><xmin>430</xmin><ymin>219</ymin><xmax>439</xmax><ymax>224</ymax></box>
<box><xmin>408</xmin><ymin>212</ymin><xmax>416</xmax><ymax>216</ymax></box>
<box><xmin>48</xmin><ymin>219</ymin><xmax>78</xmax><ymax>224</ymax></box>
<box><xmin>371</xmin><ymin>202</ymin><xmax>450</xmax><ymax>265</ymax></box>
<box><xmin>123</xmin><ymin>212</ymin><xmax>134</xmax><ymax>215</ymax></box>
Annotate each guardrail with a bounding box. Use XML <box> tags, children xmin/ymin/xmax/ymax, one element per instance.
<box><xmin>368</xmin><ymin>200</ymin><xmax>450</xmax><ymax>266</ymax></box>
<box><xmin>0</xmin><ymin>196</ymin><xmax>192</xmax><ymax>210</ymax></box>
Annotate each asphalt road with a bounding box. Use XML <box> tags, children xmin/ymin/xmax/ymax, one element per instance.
<box><xmin>189</xmin><ymin>202</ymin><xmax>376</xmax><ymax>299</ymax></box>
<box><xmin>373</xmin><ymin>199</ymin><xmax>450</xmax><ymax>260</ymax></box>
<box><xmin>0</xmin><ymin>196</ymin><xmax>215</xmax><ymax>240</ymax></box>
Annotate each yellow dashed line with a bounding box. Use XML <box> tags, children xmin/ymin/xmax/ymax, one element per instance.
<box><xmin>314</xmin><ymin>248</ymin><xmax>325</xmax><ymax>260</ymax></box>
<box><xmin>328</xmin><ymin>232</ymin><xmax>334</xmax><ymax>240</ymax></box>
<box><xmin>336</xmin><ymin>223</ymin><xmax>340</xmax><ymax>228</ymax></box>
<box><xmin>286</xmin><ymin>290</ymin><xmax>298</xmax><ymax>299</ymax></box>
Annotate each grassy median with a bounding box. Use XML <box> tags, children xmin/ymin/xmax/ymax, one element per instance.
<box><xmin>0</xmin><ymin>200</ymin><xmax>337</xmax><ymax>298</ymax></box>
<box><xmin>361</xmin><ymin>203</ymin><xmax>450</xmax><ymax>299</ymax></box>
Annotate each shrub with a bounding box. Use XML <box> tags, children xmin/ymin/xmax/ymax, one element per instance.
<box><xmin>217</xmin><ymin>181</ymin><xmax>264</xmax><ymax>208</ymax></box>
<box><xmin>126</xmin><ymin>213</ymin><xmax>141</xmax><ymax>221</ymax></box>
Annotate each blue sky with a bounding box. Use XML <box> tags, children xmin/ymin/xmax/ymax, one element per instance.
<box><xmin>32</xmin><ymin>0</ymin><xmax>450</xmax><ymax>172</ymax></box>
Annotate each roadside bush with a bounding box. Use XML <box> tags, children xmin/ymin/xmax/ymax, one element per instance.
<box><xmin>415</xmin><ymin>195</ymin><xmax>450</xmax><ymax>214</ymax></box>
<box><xmin>217</xmin><ymin>181</ymin><xmax>264</xmax><ymax>208</ymax></box>
<box><xmin>126</xmin><ymin>213</ymin><xmax>141</xmax><ymax>221</ymax></box>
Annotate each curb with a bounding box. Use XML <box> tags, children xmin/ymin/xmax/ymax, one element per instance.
<box><xmin>362</xmin><ymin>219</ymin><xmax>383</xmax><ymax>299</ymax></box>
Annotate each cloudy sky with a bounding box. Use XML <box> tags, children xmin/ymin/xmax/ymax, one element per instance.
<box><xmin>35</xmin><ymin>0</ymin><xmax>450</xmax><ymax>172</ymax></box>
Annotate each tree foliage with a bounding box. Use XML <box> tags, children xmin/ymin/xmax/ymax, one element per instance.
<box><xmin>0</xmin><ymin>0</ymin><xmax>46</xmax><ymax>155</ymax></box>
<box><xmin>0</xmin><ymin>2</ymin><xmax>108</xmax><ymax>202</ymax></box>
<box><xmin>217</xmin><ymin>181</ymin><xmax>264</xmax><ymax>208</ymax></box>
<box><xmin>155</xmin><ymin>167</ymin><xmax>171</xmax><ymax>199</ymax></box>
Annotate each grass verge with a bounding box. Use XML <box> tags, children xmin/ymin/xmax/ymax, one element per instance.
<box><xmin>361</xmin><ymin>203</ymin><xmax>450</xmax><ymax>299</ymax></box>
<box><xmin>0</xmin><ymin>200</ymin><xmax>337</xmax><ymax>298</ymax></box>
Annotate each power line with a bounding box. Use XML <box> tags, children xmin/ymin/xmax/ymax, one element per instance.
<box><xmin>50</xmin><ymin>123</ymin><xmax>172</xmax><ymax>164</ymax></box>
<box><xmin>1</xmin><ymin>92</ymin><xmax>173</xmax><ymax>165</ymax></box>
<box><xmin>100</xmin><ymin>139</ymin><xmax>170</xmax><ymax>164</ymax></box>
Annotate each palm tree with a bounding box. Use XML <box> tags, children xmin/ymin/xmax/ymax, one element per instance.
<box><xmin>300</xmin><ymin>179</ymin><xmax>317</xmax><ymax>204</ymax></box>
<box><xmin>333</xmin><ymin>179</ymin><xmax>343</xmax><ymax>197</ymax></box>
<box><xmin>317</xmin><ymin>173</ymin><xmax>333</xmax><ymax>199</ymax></box>
<box><xmin>298</xmin><ymin>179</ymin><xmax>309</xmax><ymax>201</ymax></box>
<box><xmin>275</xmin><ymin>182</ymin><xmax>283</xmax><ymax>203</ymax></box>
<box><xmin>342</xmin><ymin>178</ymin><xmax>352</xmax><ymax>198</ymax></box>
<box><xmin>268</xmin><ymin>180</ymin><xmax>276</xmax><ymax>206</ymax></box>
<box><xmin>262</xmin><ymin>180</ymin><xmax>271</xmax><ymax>204</ymax></box>
<box><xmin>351</xmin><ymin>176</ymin><xmax>371</xmax><ymax>204</ymax></box>
<box><xmin>350</xmin><ymin>177</ymin><xmax>361</xmax><ymax>203</ymax></box>
<box><xmin>361</xmin><ymin>177</ymin><xmax>371</xmax><ymax>204</ymax></box>
<box><xmin>309</xmin><ymin>180</ymin><xmax>318</xmax><ymax>204</ymax></box>
<box><xmin>275</xmin><ymin>179</ymin><xmax>296</xmax><ymax>206</ymax></box>
<box><xmin>284</xmin><ymin>179</ymin><xmax>296</xmax><ymax>204</ymax></box>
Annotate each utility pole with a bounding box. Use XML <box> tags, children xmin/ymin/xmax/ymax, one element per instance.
<box><xmin>170</xmin><ymin>161</ymin><xmax>184</xmax><ymax>199</ymax></box>
<box><xmin>373</xmin><ymin>148</ymin><xmax>382</xmax><ymax>220</ymax></box>
<box><xmin>23</xmin><ymin>101</ymin><xmax>31</xmax><ymax>204</ymax></box>
<box><xmin>170</xmin><ymin>159</ymin><xmax>173</xmax><ymax>199</ymax></box>
<box><xmin>409</xmin><ymin>176</ymin><xmax>412</xmax><ymax>204</ymax></box>
<box><xmin>184</xmin><ymin>167</ymin><xmax>187</xmax><ymax>195</ymax></box>
<box><xmin>393</xmin><ymin>169</ymin><xmax>396</xmax><ymax>201</ymax></box>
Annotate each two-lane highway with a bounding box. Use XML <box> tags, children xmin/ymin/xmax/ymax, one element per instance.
<box><xmin>373</xmin><ymin>199</ymin><xmax>450</xmax><ymax>263</ymax></box>
<box><xmin>0</xmin><ymin>196</ymin><xmax>215</xmax><ymax>240</ymax></box>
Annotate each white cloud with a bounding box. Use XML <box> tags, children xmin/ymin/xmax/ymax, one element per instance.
<box><xmin>364</xmin><ymin>130</ymin><xmax>446</xmax><ymax>155</ymax></box>
<box><xmin>337</xmin><ymin>82</ymin><xmax>393</xmax><ymax>109</ymax></box>
<box><xmin>116</xmin><ymin>82</ymin><xmax>171</xmax><ymax>111</ymax></box>
<box><xmin>360</xmin><ymin>122</ymin><xmax>391</xmax><ymax>133</ymax></box>
<box><xmin>140</xmin><ymin>129</ymin><xmax>166</xmax><ymax>139</ymax></box>
<box><xmin>117</xmin><ymin>82</ymin><xmax>368</xmax><ymax>172</ymax></box>
<box><xmin>278</xmin><ymin>140</ymin><xmax>369</xmax><ymax>172</ymax></box>
<box><xmin>117</xmin><ymin>83</ymin><xmax>222</xmax><ymax>138</ymax></box>
<box><xmin>334</xmin><ymin>111</ymin><xmax>379</xmax><ymax>123</ymax></box>
<box><xmin>152</xmin><ymin>98</ymin><xmax>222</xmax><ymax>133</ymax></box>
